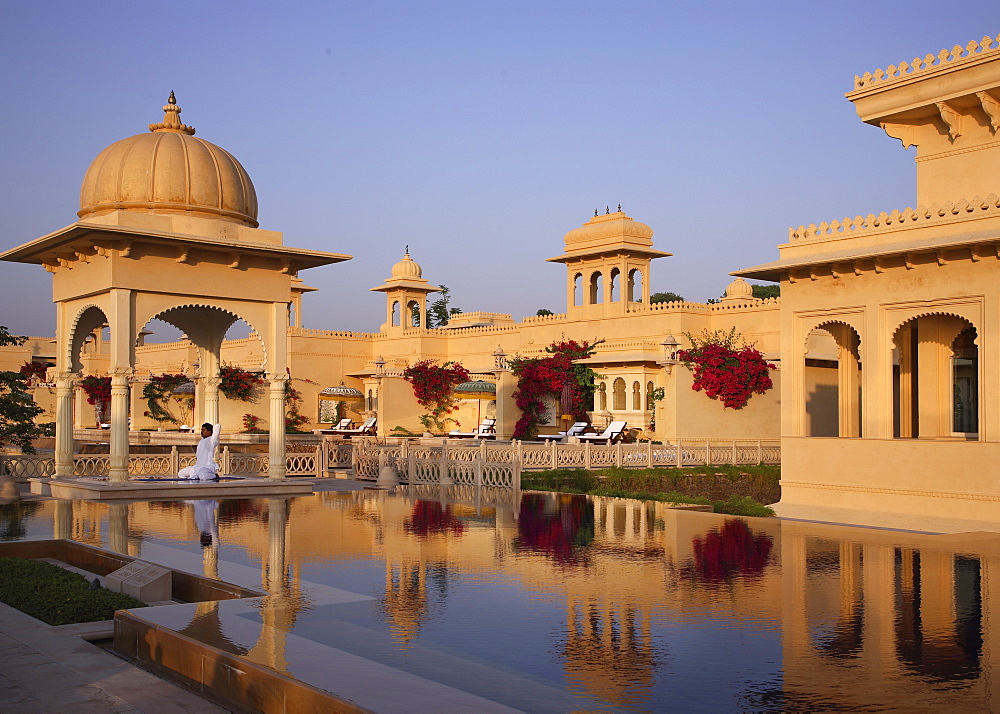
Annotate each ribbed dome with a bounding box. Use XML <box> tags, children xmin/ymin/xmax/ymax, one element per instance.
<box><xmin>78</xmin><ymin>93</ymin><xmax>259</xmax><ymax>227</ymax></box>
<box><xmin>391</xmin><ymin>250</ymin><xmax>422</xmax><ymax>278</ymax></box>
<box><xmin>563</xmin><ymin>209</ymin><xmax>653</xmax><ymax>247</ymax></box>
<box><xmin>723</xmin><ymin>277</ymin><xmax>755</xmax><ymax>301</ymax></box>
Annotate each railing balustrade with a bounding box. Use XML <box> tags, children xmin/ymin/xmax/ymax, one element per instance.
<box><xmin>0</xmin><ymin>438</ymin><xmax>778</xmax><ymax>482</ymax></box>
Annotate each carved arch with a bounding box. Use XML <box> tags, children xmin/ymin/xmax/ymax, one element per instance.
<box><xmin>68</xmin><ymin>304</ymin><xmax>109</xmax><ymax>374</ymax></box>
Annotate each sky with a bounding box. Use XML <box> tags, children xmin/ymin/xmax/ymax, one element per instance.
<box><xmin>1</xmin><ymin>1</ymin><xmax>997</xmax><ymax>338</ymax></box>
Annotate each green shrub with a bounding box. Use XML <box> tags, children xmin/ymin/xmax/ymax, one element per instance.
<box><xmin>524</xmin><ymin>465</ymin><xmax>780</xmax><ymax>517</ymax></box>
<box><xmin>712</xmin><ymin>494</ymin><xmax>775</xmax><ymax>518</ymax></box>
<box><xmin>0</xmin><ymin>557</ymin><xmax>146</xmax><ymax>625</ymax></box>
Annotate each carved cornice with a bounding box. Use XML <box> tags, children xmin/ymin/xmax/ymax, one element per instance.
<box><xmin>851</xmin><ymin>34</ymin><xmax>1000</xmax><ymax>91</ymax></box>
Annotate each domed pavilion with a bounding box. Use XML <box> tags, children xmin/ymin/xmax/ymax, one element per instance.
<box><xmin>0</xmin><ymin>94</ymin><xmax>350</xmax><ymax>480</ymax></box>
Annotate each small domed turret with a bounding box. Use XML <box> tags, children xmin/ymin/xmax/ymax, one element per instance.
<box><xmin>723</xmin><ymin>277</ymin><xmax>755</xmax><ymax>302</ymax></box>
<box><xmin>391</xmin><ymin>249</ymin><xmax>422</xmax><ymax>279</ymax></box>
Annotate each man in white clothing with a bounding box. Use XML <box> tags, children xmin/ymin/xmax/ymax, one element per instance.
<box><xmin>179</xmin><ymin>423</ymin><xmax>221</xmax><ymax>480</ymax></box>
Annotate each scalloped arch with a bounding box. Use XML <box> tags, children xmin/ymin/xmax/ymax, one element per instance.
<box><xmin>889</xmin><ymin>310</ymin><xmax>978</xmax><ymax>342</ymax></box>
<box><xmin>141</xmin><ymin>302</ymin><xmax>267</xmax><ymax>370</ymax></box>
<box><xmin>67</xmin><ymin>304</ymin><xmax>110</xmax><ymax>374</ymax></box>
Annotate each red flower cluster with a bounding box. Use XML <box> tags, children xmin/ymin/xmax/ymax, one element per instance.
<box><xmin>402</xmin><ymin>360</ymin><xmax>470</xmax><ymax>432</ymax></box>
<box><xmin>677</xmin><ymin>341</ymin><xmax>774</xmax><ymax>410</ymax></box>
<box><xmin>219</xmin><ymin>365</ymin><xmax>265</xmax><ymax>402</ymax></box>
<box><xmin>404</xmin><ymin>500</ymin><xmax>466</xmax><ymax>537</ymax></box>
<box><xmin>510</xmin><ymin>339</ymin><xmax>599</xmax><ymax>439</ymax></box>
<box><xmin>79</xmin><ymin>375</ymin><xmax>112</xmax><ymax>424</ymax></box>
<box><xmin>242</xmin><ymin>413</ymin><xmax>265</xmax><ymax>433</ymax></box>
<box><xmin>283</xmin><ymin>383</ymin><xmax>310</xmax><ymax>433</ymax></box>
<box><xmin>680</xmin><ymin>519</ymin><xmax>773</xmax><ymax>585</ymax></box>
<box><xmin>19</xmin><ymin>362</ymin><xmax>47</xmax><ymax>381</ymax></box>
<box><xmin>514</xmin><ymin>493</ymin><xmax>594</xmax><ymax>565</ymax></box>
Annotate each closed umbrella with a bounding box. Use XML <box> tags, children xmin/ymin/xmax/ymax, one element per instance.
<box><xmin>559</xmin><ymin>380</ymin><xmax>575</xmax><ymax>434</ymax></box>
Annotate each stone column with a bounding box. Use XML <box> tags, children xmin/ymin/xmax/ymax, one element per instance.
<box><xmin>54</xmin><ymin>374</ymin><xmax>76</xmax><ymax>478</ymax></box>
<box><xmin>108</xmin><ymin>373</ymin><xmax>130</xmax><ymax>482</ymax></box>
<box><xmin>268</xmin><ymin>378</ymin><xmax>287</xmax><ymax>478</ymax></box>
<box><xmin>203</xmin><ymin>377</ymin><xmax>221</xmax><ymax>427</ymax></box>
<box><xmin>493</xmin><ymin>368</ymin><xmax>517</xmax><ymax>441</ymax></box>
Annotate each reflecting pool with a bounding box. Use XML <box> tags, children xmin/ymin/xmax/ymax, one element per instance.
<box><xmin>3</xmin><ymin>486</ymin><xmax>998</xmax><ymax>711</ymax></box>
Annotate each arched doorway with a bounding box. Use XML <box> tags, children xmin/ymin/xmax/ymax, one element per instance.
<box><xmin>804</xmin><ymin>322</ymin><xmax>862</xmax><ymax>438</ymax></box>
<box><xmin>892</xmin><ymin>314</ymin><xmax>978</xmax><ymax>439</ymax></box>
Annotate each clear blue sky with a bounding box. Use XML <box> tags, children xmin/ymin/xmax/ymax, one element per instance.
<box><xmin>1</xmin><ymin>1</ymin><xmax>997</xmax><ymax>337</ymax></box>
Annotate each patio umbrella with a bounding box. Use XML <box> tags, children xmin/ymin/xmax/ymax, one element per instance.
<box><xmin>453</xmin><ymin>380</ymin><xmax>496</xmax><ymax>427</ymax></box>
<box><xmin>319</xmin><ymin>381</ymin><xmax>364</xmax><ymax>402</ymax></box>
<box><xmin>319</xmin><ymin>381</ymin><xmax>365</xmax><ymax>424</ymax></box>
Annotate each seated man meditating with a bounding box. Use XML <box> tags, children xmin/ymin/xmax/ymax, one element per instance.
<box><xmin>179</xmin><ymin>423</ymin><xmax>221</xmax><ymax>480</ymax></box>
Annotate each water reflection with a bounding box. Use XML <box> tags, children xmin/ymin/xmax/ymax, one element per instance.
<box><xmin>11</xmin><ymin>489</ymin><xmax>1000</xmax><ymax>709</ymax></box>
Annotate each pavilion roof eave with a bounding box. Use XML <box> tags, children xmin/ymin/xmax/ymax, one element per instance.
<box><xmin>732</xmin><ymin>225</ymin><xmax>1000</xmax><ymax>281</ymax></box>
<box><xmin>369</xmin><ymin>281</ymin><xmax>441</xmax><ymax>293</ymax></box>
<box><xmin>546</xmin><ymin>247</ymin><xmax>672</xmax><ymax>263</ymax></box>
<box><xmin>0</xmin><ymin>222</ymin><xmax>351</xmax><ymax>269</ymax></box>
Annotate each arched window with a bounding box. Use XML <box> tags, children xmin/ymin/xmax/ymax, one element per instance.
<box><xmin>627</xmin><ymin>268</ymin><xmax>643</xmax><ymax>302</ymax></box>
<box><xmin>391</xmin><ymin>301</ymin><xmax>400</xmax><ymax>327</ymax></box>
<box><xmin>366</xmin><ymin>389</ymin><xmax>373</xmax><ymax>411</ymax></box>
<box><xmin>407</xmin><ymin>300</ymin><xmax>421</xmax><ymax>328</ymax></box>
<box><xmin>645</xmin><ymin>381</ymin><xmax>655</xmax><ymax>410</ymax></box>
<box><xmin>632</xmin><ymin>381</ymin><xmax>641</xmax><ymax>410</ymax></box>
<box><xmin>598</xmin><ymin>382</ymin><xmax>607</xmax><ymax>410</ymax></box>
<box><xmin>589</xmin><ymin>272</ymin><xmax>604</xmax><ymax>304</ymax></box>
<box><xmin>613</xmin><ymin>378</ymin><xmax>626</xmax><ymax>411</ymax></box>
<box><xmin>609</xmin><ymin>268</ymin><xmax>620</xmax><ymax>302</ymax></box>
<box><xmin>573</xmin><ymin>273</ymin><xmax>582</xmax><ymax>306</ymax></box>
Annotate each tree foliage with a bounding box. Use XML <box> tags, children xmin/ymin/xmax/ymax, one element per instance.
<box><xmin>141</xmin><ymin>374</ymin><xmax>189</xmax><ymax>424</ymax></box>
<box><xmin>0</xmin><ymin>326</ymin><xmax>54</xmax><ymax>453</ymax></box>
<box><xmin>650</xmin><ymin>292</ymin><xmax>685</xmax><ymax>304</ymax></box>
<box><xmin>428</xmin><ymin>285</ymin><xmax>463</xmax><ymax>328</ymax></box>
<box><xmin>751</xmin><ymin>284</ymin><xmax>780</xmax><ymax>299</ymax></box>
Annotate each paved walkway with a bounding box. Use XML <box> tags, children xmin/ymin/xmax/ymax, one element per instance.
<box><xmin>0</xmin><ymin>604</ymin><xmax>226</xmax><ymax>713</ymax></box>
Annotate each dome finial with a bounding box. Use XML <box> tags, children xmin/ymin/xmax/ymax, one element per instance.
<box><xmin>149</xmin><ymin>92</ymin><xmax>195</xmax><ymax>135</ymax></box>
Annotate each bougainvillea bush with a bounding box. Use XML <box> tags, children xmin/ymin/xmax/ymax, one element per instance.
<box><xmin>677</xmin><ymin>328</ymin><xmax>774</xmax><ymax>410</ymax></box>
<box><xmin>141</xmin><ymin>373</ymin><xmax>189</xmax><ymax>424</ymax></box>
<box><xmin>219</xmin><ymin>365</ymin><xmax>265</xmax><ymax>402</ymax></box>
<box><xmin>509</xmin><ymin>339</ymin><xmax>601</xmax><ymax>440</ymax></box>
<box><xmin>78</xmin><ymin>375</ymin><xmax>112</xmax><ymax>424</ymax></box>
<box><xmin>402</xmin><ymin>360</ymin><xmax>470</xmax><ymax>432</ymax></box>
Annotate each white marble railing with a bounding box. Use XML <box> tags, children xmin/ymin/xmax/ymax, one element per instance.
<box><xmin>349</xmin><ymin>438</ymin><xmax>779</xmax><ymax>486</ymax></box>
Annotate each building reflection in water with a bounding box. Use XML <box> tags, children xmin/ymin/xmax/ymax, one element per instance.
<box><xmin>21</xmin><ymin>489</ymin><xmax>1000</xmax><ymax>710</ymax></box>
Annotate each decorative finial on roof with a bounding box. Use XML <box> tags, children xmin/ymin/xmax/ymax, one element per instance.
<box><xmin>149</xmin><ymin>91</ymin><xmax>195</xmax><ymax>135</ymax></box>
<box><xmin>594</xmin><ymin>208</ymin><xmax>598</xmax><ymax>217</ymax></box>
<box><xmin>606</xmin><ymin>206</ymin><xmax>610</xmax><ymax>214</ymax></box>
<box><xmin>618</xmin><ymin>203</ymin><xmax>621</xmax><ymax>212</ymax></box>
<box><xmin>405</xmin><ymin>244</ymin><xmax>409</xmax><ymax>256</ymax></box>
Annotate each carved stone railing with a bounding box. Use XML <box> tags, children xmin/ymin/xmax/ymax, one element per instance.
<box><xmin>788</xmin><ymin>194</ymin><xmax>1000</xmax><ymax>244</ymax></box>
<box><xmin>851</xmin><ymin>35</ymin><xmax>1000</xmax><ymax>91</ymax></box>
<box><xmin>352</xmin><ymin>440</ymin><xmax>521</xmax><ymax>489</ymax></box>
<box><xmin>350</xmin><ymin>438</ymin><xmax>780</xmax><ymax>484</ymax></box>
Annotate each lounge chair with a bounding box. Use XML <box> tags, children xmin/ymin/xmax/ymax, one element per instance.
<box><xmin>448</xmin><ymin>418</ymin><xmax>497</xmax><ymax>439</ymax></box>
<box><xmin>538</xmin><ymin>421</ymin><xmax>591</xmax><ymax>442</ymax></box>
<box><xmin>335</xmin><ymin>417</ymin><xmax>377</xmax><ymax>437</ymax></box>
<box><xmin>577</xmin><ymin>421</ymin><xmax>628</xmax><ymax>445</ymax></box>
<box><xmin>318</xmin><ymin>418</ymin><xmax>354</xmax><ymax>435</ymax></box>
